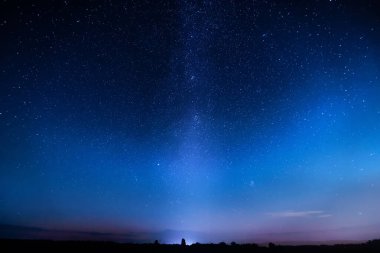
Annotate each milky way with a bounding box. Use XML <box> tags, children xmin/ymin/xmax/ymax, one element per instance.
<box><xmin>1</xmin><ymin>0</ymin><xmax>380</xmax><ymax>244</ymax></box>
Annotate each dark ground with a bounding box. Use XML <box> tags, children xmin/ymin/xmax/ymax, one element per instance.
<box><xmin>1</xmin><ymin>239</ymin><xmax>380</xmax><ymax>253</ymax></box>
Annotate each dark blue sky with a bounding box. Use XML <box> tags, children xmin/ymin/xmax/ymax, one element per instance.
<box><xmin>1</xmin><ymin>0</ymin><xmax>380</xmax><ymax>244</ymax></box>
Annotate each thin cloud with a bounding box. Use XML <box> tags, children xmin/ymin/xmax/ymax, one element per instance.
<box><xmin>267</xmin><ymin>210</ymin><xmax>332</xmax><ymax>218</ymax></box>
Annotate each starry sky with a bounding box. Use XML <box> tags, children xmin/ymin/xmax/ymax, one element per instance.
<box><xmin>1</xmin><ymin>0</ymin><xmax>380</xmax><ymax>244</ymax></box>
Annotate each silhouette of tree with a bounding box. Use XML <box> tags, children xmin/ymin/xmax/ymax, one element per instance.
<box><xmin>269</xmin><ymin>242</ymin><xmax>276</xmax><ymax>248</ymax></box>
<box><xmin>219</xmin><ymin>242</ymin><xmax>226</xmax><ymax>245</ymax></box>
<box><xmin>231</xmin><ymin>241</ymin><xmax>237</xmax><ymax>246</ymax></box>
<box><xmin>367</xmin><ymin>239</ymin><xmax>380</xmax><ymax>246</ymax></box>
<box><xmin>181</xmin><ymin>238</ymin><xmax>186</xmax><ymax>246</ymax></box>
<box><xmin>154</xmin><ymin>240</ymin><xmax>159</xmax><ymax>245</ymax></box>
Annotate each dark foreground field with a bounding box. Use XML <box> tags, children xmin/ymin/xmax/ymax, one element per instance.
<box><xmin>1</xmin><ymin>239</ymin><xmax>380</xmax><ymax>253</ymax></box>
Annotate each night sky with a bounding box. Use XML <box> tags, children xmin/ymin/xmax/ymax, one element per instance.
<box><xmin>1</xmin><ymin>0</ymin><xmax>380</xmax><ymax>244</ymax></box>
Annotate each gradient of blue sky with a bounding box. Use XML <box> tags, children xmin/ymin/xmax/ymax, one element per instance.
<box><xmin>1</xmin><ymin>0</ymin><xmax>380</xmax><ymax>243</ymax></box>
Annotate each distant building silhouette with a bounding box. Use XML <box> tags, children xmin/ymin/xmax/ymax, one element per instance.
<box><xmin>181</xmin><ymin>238</ymin><xmax>186</xmax><ymax>246</ymax></box>
<box><xmin>154</xmin><ymin>240</ymin><xmax>159</xmax><ymax>245</ymax></box>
